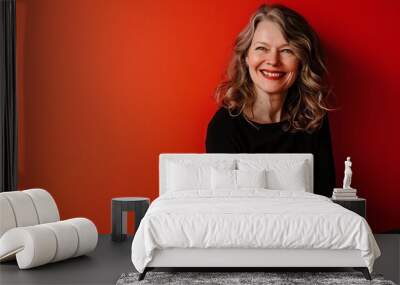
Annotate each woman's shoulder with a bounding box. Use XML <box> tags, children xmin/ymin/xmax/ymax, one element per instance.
<box><xmin>319</xmin><ymin>114</ymin><xmax>331</xmax><ymax>132</ymax></box>
<box><xmin>310</xmin><ymin>114</ymin><xmax>332</xmax><ymax>139</ymax></box>
<box><xmin>207</xmin><ymin>106</ymin><xmax>240</xmax><ymax>134</ymax></box>
<box><xmin>208</xmin><ymin>107</ymin><xmax>238</xmax><ymax>126</ymax></box>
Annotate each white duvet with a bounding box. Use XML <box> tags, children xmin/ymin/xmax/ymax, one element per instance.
<box><xmin>131</xmin><ymin>189</ymin><xmax>380</xmax><ymax>273</ymax></box>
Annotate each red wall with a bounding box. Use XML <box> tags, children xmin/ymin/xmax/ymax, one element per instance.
<box><xmin>16</xmin><ymin>0</ymin><xmax>400</xmax><ymax>234</ymax></box>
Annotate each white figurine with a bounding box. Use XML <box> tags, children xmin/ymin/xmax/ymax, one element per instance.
<box><xmin>342</xmin><ymin>157</ymin><xmax>353</xmax><ymax>189</ymax></box>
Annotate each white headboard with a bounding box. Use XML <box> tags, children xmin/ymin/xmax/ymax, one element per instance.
<box><xmin>159</xmin><ymin>153</ymin><xmax>313</xmax><ymax>195</ymax></box>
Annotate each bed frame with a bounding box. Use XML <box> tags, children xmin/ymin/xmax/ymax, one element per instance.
<box><xmin>138</xmin><ymin>154</ymin><xmax>372</xmax><ymax>280</ymax></box>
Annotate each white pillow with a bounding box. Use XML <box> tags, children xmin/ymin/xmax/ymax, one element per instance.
<box><xmin>266</xmin><ymin>164</ymin><xmax>307</xmax><ymax>191</ymax></box>
<box><xmin>211</xmin><ymin>168</ymin><xmax>236</xmax><ymax>189</ymax></box>
<box><xmin>237</xmin><ymin>159</ymin><xmax>310</xmax><ymax>192</ymax></box>
<box><xmin>211</xmin><ymin>168</ymin><xmax>267</xmax><ymax>190</ymax></box>
<box><xmin>167</xmin><ymin>162</ymin><xmax>210</xmax><ymax>191</ymax></box>
<box><xmin>237</xmin><ymin>169</ymin><xmax>267</xmax><ymax>188</ymax></box>
<box><xmin>167</xmin><ymin>160</ymin><xmax>235</xmax><ymax>191</ymax></box>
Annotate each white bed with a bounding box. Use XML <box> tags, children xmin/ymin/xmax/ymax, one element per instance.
<box><xmin>131</xmin><ymin>154</ymin><xmax>380</xmax><ymax>280</ymax></box>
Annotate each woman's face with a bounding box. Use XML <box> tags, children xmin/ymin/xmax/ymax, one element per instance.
<box><xmin>246</xmin><ymin>20</ymin><xmax>300</xmax><ymax>97</ymax></box>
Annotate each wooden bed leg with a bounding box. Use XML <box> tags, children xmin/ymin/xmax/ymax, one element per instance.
<box><xmin>138</xmin><ymin>268</ymin><xmax>148</xmax><ymax>281</ymax></box>
<box><xmin>354</xmin><ymin>267</ymin><xmax>371</xmax><ymax>280</ymax></box>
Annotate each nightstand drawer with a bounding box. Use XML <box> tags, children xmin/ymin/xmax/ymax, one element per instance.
<box><xmin>331</xmin><ymin>198</ymin><xmax>366</xmax><ymax>219</ymax></box>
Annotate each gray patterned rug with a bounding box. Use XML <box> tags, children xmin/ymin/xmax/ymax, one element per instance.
<box><xmin>116</xmin><ymin>271</ymin><xmax>396</xmax><ymax>285</ymax></box>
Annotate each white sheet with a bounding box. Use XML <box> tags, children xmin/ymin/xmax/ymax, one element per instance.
<box><xmin>131</xmin><ymin>189</ymin><xmax>380</xmax><ymax>273</ymax></box>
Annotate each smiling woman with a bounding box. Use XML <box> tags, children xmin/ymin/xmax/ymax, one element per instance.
<box><xmin>245</xmin><ymin>20</ymin><xmax>300</xmax><ymax>106</ymax></box>
<box><xmin>206</xmin><ymin>4</ymin><xmax>335</xmax><ymax>198</ymax></box>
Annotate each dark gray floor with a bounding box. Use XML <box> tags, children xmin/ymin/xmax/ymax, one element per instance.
<box><xmin>374</xmin><ymin>234</ymin><xmax>400</xmax><ymax>284</ymax></box>
<box><xmin>0</xmin><ymin>235</ymin><xmax>134</xmax><ymax>285</ymax></box>
<box><xmin>0</xmin><ymin>234</ymin><xmax>399</xmax><ymax>285</ymax></box>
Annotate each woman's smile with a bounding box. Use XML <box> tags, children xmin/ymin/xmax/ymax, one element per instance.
<box><xmin>259</xmin><ymin>69</ymin><xmax>287</xmax><ymax>80</ymax></box>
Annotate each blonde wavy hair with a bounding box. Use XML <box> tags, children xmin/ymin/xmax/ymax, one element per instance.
<box><xmin>215</xmin><ymin>4</ymin><xmax>331</xmax><ymax>133</ymax></box>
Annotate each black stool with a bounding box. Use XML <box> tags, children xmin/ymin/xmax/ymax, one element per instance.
<box><xmin>111</xmin><ymin>197</ymin><xmax>150</xmax><ymax>241</ymax></box>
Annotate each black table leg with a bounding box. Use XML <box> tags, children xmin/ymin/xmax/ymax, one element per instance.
<box><xmin>112</xmin><ymin>202</ymin><xmax>126</xmax><ymax>241</ymax></box>
<box><xmin>112</xmin><ymin>197</ymin><xmax>150</xmax><ymax>242</ymax></box>
<box><xmin>134</xmin><ymin>202</ymin><xmax>149</xmax><ymax>233</ymax></box>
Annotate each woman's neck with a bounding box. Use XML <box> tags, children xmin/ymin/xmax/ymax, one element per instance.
<box><xmin>244</xmin><ymin>89</ymin><xmax>286</xmax><ymax>124</ymax></box>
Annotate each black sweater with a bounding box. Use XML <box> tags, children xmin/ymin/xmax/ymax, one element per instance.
<box><xmin>205</xmin><ymin>107</ymin><xmax>335</xmax><ymax>197</ymax></box>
